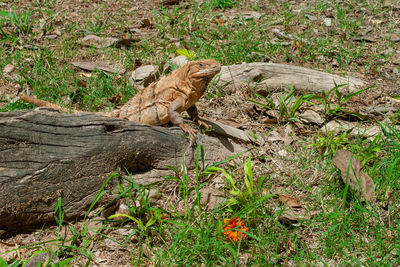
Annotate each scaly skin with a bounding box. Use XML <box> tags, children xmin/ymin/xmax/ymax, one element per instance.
<box><xmin>20</xmin><ymin>59</ymin><xmax>222</xmax><ymax>138</ymax></box>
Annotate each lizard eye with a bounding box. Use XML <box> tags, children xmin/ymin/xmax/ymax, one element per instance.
<box><xmin>198</xmin><ymin>63</ymin><xmax>203</xmax><ymax>68</ymax></box>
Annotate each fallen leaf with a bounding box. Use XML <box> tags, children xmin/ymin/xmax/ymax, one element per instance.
<box><xmin>386</xmin><ymin>33</ymin><xmax>400</xmax><ymax>42</ymax></box>
<box><xmin>141</xmin><ymin>18</ymin><xmax>153</xmax><ymax>28</ymax></box>
<box><xmin>299</xmin><ymin>110</ymin><xmax>323</xmax><ymax>124</ymax></box>
<box><xmin>79</xmin><ymin>34</ymin><xmax>119</xmax><ymax>48</ymax></box>
<box><xmin>79</xmin><ymin>72</ymin><xmax>92</xmax><ymax>78</ymax></box>
<box><xmin>212</xmin><ymin>17</ymin><xmax>226</xmax><ymax>25</ymax></box>
<box><xmin>350</xmin><ymin>125</ymin><xmax>381</xmax><ymax>139</ymax></box>
<box><xmin>162</xmin><ymin>0</ymin><xmax>181</xmax><ymax>5</ymax></box>
<box><xmin>242</xmin><ymin>11</ymin><xmax>262</xmax><ymax>20</ymax></box>
<box><xmin>354</xmin><ymin>36</ymin><xmax>376</xmax><ymax>43</ymax></box>
<box><xmin>3</xmin><ymin>64</ymin><xmax>15</xmax><ymax>74</ymax></box>
<box><xmin>71</xmin><ymin>61</ymin><xmax>125</xmax><ymax>74</ymax></box>
<box><xmin>217</xmin><ymin>118</ymin><xmax>242</xmax><ymax>128</ymax></box>
<box><xmin>278</xmin><ymin>194</ymin><xmax>302</xmax><ymax>208</ymax></box>
<box><xmin>321</xmin><ymin>120</ymin><xmax>355</xmax><ymax>133</ymax></box>
<box><xmin>107</xmin><ymin>92</ymin><xmax>122</xmax><ymax>104</ymax></box>
<box><xmin>332</xmin><ymin>149</ymin><xmax>376</xmax><ymax>202</ymax></box>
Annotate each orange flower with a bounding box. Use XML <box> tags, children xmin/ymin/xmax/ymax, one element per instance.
<box><xmin>222</xmin><ymin>216</ymin><xmax>248</xmax><ymax>242</ymax></box>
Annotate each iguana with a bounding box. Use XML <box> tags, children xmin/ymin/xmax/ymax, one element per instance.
<box><xmin>21</xmin><ymin>59</ymin><xmax>222</xmax><ymax>138</ymax></box>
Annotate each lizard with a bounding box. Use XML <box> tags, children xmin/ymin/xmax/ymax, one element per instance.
<box><xmin>20</xmin><ymin>59</ymin><xmax>222</xmax><ymax>138</ymax></box>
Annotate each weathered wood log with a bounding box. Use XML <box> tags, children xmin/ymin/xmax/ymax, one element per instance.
<box><xmin>216</xmin><ymin>63</ymin><xmax>366</xmax><ymax>94</ymax></box>
<box><xmin>0</xmin><ymin>108</ymin><xmax>244</xmax><ymax>229</ymax></box>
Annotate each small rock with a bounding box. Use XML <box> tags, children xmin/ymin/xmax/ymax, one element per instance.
<box><xmin>321</xmin><ymin>120</ymin><xmax>355</xmax><ymax>133</ymax></box>
<box><xmin>299</xmin><ymin>110</ymin><xmax>323</xmax><ymax>124</ymax></box>
<box><xmin>45</xmin><ymin>34</ymin><xmax>58</xmax><ymax>40</ymax></box>
<box><xmin>305</xmin><ymin>14</ymin><xmax>317</xmax><ymax>21</ymax></box>
<box><xmin>277</xmin><ymin>149</ymin><xmax>288</xmax><ymax>157</ymax></box>
<box><xmin>371</xmin><ymin>19</ymin><xmax>383</xmax><ymax>25</ymax></box>
<box><xmin>323</xmin><ymin>17</ymin><xmax>332</xmax><ymax>27</ymax></box>
<box><xmin>3</xmin><ymin>64</ymin><xmax>15</xmax><ymax>74</ymax></box>
<box><xmin>129</xmin><ymin>65</ymin><xmax>159</xmax><ymax>89</ymax></box>
<box><xmin>171</xmin><ymin>55</ymin><xmax>189</xmax><ymax>67</ymax></box>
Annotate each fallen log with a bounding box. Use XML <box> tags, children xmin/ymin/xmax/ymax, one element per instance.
<box><xmin>216</xmin><ymin>62</ymin><xmax>367</xmax><ymax>94</ymax></box>
<box><xmin>0</xmin><ymin>108</ymin><xmax>244</xmax><ymax>229</ymax></box>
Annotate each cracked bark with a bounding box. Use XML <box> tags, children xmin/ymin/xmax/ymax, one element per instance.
<box><xmin>0</xmin><ymin>108</ymin><xmax>243</xmax><ymax>229</ymax></box>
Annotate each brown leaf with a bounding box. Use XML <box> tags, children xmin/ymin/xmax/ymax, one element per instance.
<box><xmin>162</xmin><ymin>0</ymin><xmax>181</xmax><ymax>5</ymax></box>
<box><xmin>141</xmin><ymin>18</ymin><xmax>153</xmax><ymax>28</ymax></box>
<box><xmin>332</xmin><ymin>149</ymin><xmax>376</xmax><ymax>202</ymax></box>
<box><xmin>107</xmin><ymin>92</ymin><xmax>122</xmax><ymax>104</ymax></box>
<box><xmin>79</xmin><ymin>34</ymin><xmax>138</xmax><ymax>48</ymax></box>
<box><xmin>79</xmin><ymin>34</ymin><xmax>119</xmax><ymax>48</ymax></box>
<box><xmin>71</xmin><ymin>61</ymin><xmax>125</xmax><ymax>74</ymax></box>
<box><xmin>278</xmin><ymin>194</ymin><xmax>302</xmax><ymax>208</ymax></box>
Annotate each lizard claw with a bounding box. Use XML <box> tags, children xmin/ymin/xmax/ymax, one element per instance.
<box><xmin>196</xmin><ymin>119</ymin><xmax>212</xmax><ymax>131</ymax></box>
<box><xmin>178</xmin><ymin>123</ymin><xmax>198</xmax><ymax>140</ymax></box>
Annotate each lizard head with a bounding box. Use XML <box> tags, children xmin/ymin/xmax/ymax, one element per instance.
<box><xmin>184</xmin><ymin>59</ymin><xmax>222</xmax><ymax>90</ymax></box>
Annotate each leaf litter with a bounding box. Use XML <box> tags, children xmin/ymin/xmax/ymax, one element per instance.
<box><xmin>332</xmin><ymin>149</ymin><xmax>376</xmax><ymax>202</ymax></box>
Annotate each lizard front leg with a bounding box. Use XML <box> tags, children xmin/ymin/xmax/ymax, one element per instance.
<box><xmin>168</xmin><ymin>97</ymin><xmax>197</xmax><ymax>139</ymax></box>
<box><xmin>187</xmin><ymin>105</ymin><xmax>211</xmax><ymax>130</ymax></box>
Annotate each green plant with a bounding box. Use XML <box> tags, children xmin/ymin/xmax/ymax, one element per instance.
<box><xmin>205</xmin><ymin>154</ymin><xmax>268</xmax><ymax>207</ymax></box>
<box><xmin>319</xmin><ymin>83</ymin><xmax>373</xmax><ymax>119</ymax></box>
<box><xmin>0</xmin><ymin>8</ymin><xmax>34</xmax><ymax>36</ymax></box>
<box><xmin>176</xmin><ymin>49</ymin><xmax>195</xmax><ymax>59</ymax></box>
<box><xmin>351</xmin><ymin>129</ymin><xmax>382</xmax><ymax>165</ymax></box>
<box><xmin>250</xmin><ymin>86</ymin><xmax>318</xmax><ymax>123</ymax></box>
<box><xmin>311</xmin><ymin>132</ymin><xmax>349</xmax><ymax>156</ymax></box>
<box><xmin>207</xmin><ymin>0</ymin><xmax>237</xmax><ymax>9</ymax></box>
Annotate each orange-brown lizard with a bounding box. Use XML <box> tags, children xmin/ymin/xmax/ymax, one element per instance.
<box><xmin>21</xmin><ymin>59</ymin><xmax>222</xmax><ymax>138</ymax></box>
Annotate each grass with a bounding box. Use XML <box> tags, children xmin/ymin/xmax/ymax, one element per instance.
<box><xmin>2</xmin><ymin>130</ymin><xmax>399</xmax><ymax>265</ymax></box>
<box><xmin>1</xmin><ymin>0</ymin><xmax>399</xmax><ymax>265</ymax></box>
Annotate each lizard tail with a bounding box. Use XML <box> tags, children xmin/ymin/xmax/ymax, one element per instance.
<box><xmin>20</xmin><ymin>95</ymin><xmax>71</xmax><ymax>113</ymax></box>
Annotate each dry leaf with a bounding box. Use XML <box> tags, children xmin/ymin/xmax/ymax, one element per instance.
<box><xmin>71</xmin><ymin>61</ymin><xmax>125</xmax><ymax>74</ymax></box>
<box><xmin>272</xmin><ymin>194</ymin><xmax>312</xmax><ymax>225</ymax></box>
<box><xmin>332</xmin><ymin>149</ymin><xmax>376</xmax><ymax>202</ymax></box>
<box><xmin>107</xmin><ymin>92</ymin><xmax>122</xmax><ymax>104</ymax></box>
<box><xmin>79</xmin><ymin>34</ymin><xmax>119</xmax><ymax>48</ymax></box>
<box><xmin>299</xmin><ymin>110</ymin><xmax>323</xmax><ymax>124</ymax></box>
<box><xmin>278</xmin><ymin>194</ymin><xmax>302</xmax><ymax>208</ymax></box>
<box><xmin>141</xmin><ymin>18</ymin><xmax>153</xmax><ymax>28</ymax></box>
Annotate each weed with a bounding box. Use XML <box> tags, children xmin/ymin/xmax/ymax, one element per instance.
<box><xmin>207</xmin><ymin>0</ymin><xmax>237</xmax><ymax>10</ymax></box>
<box><xmin>205</xmin><ymin>154</ymin><xmax>270</xmax><ymax>208</ymax></box>
<box><xmin>318</xmin><ymin>83</ymin><xmax>373</xmax><ymax>120</ymax></box>
<box><xmin>0</xmin><ymin>8</ymin><xmax>34</xmax><ymax>36</ymax></box>
<box><xmin>311</xmin><ymin>132</ymin><xmax>349</xmax><ymax>157</ymax></box>
<box><xmin>250</xmin><ymin>86</ymin><xmax>318</xmax><ymax>123</ymax></box>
